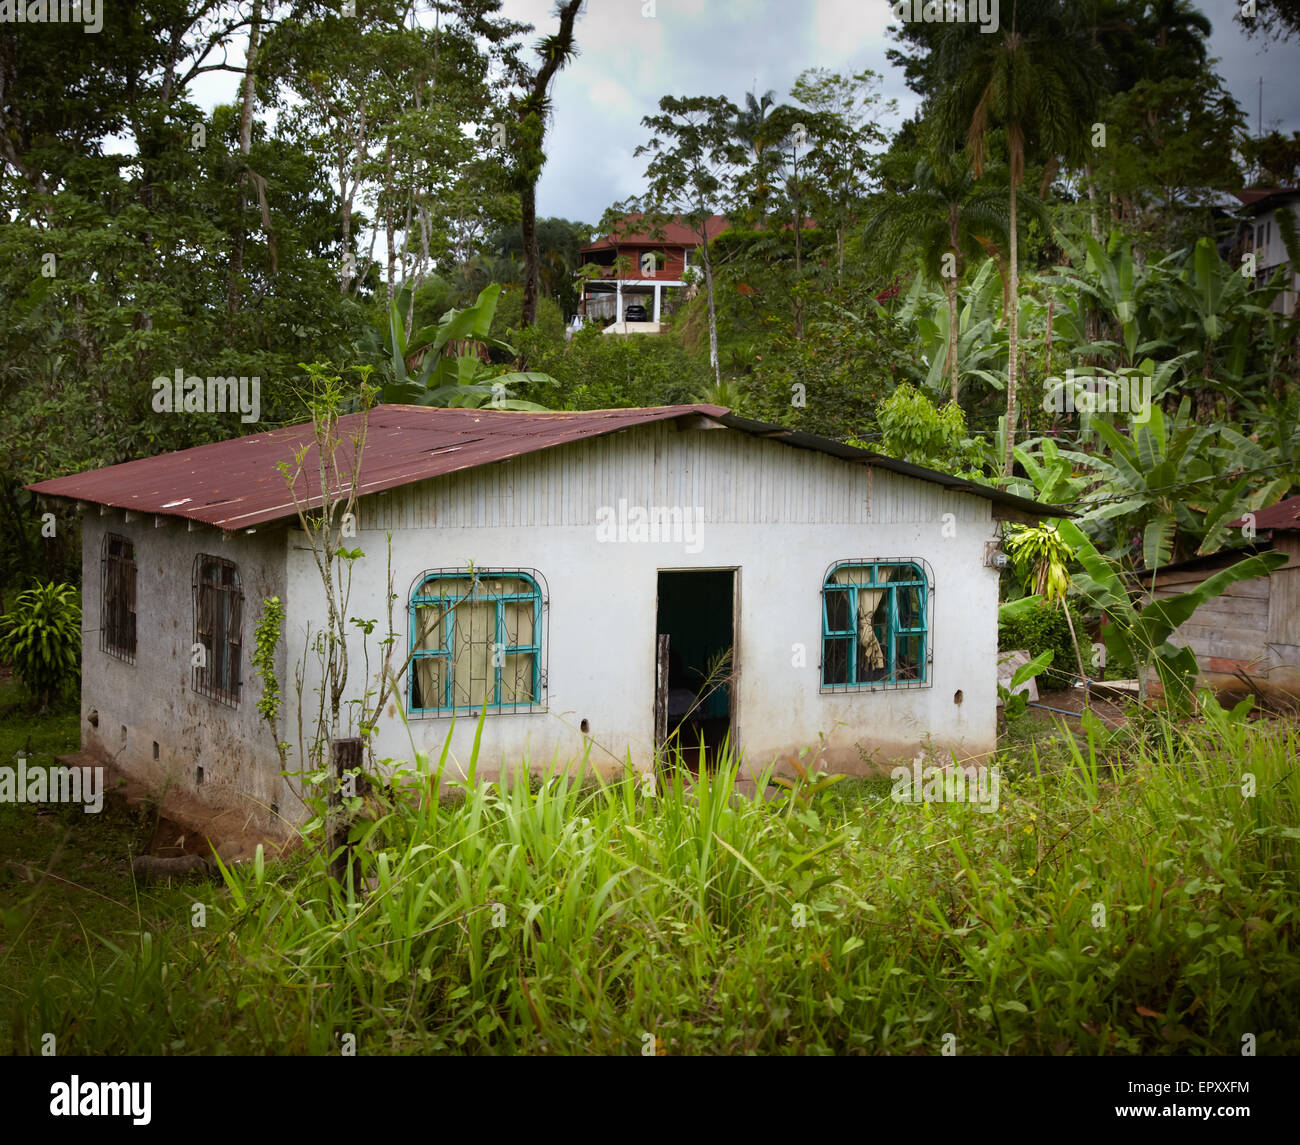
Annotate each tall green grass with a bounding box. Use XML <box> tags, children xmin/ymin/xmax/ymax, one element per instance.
<box><xmin>13</xmin><ymin>705</ymin><xmax>1300</xmax><ymax>1055</ymax></box>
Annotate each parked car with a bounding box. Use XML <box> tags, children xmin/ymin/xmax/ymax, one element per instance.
<box><xmin>624</xmin><ymin>303</ymin><xmax>648</xmax><ymax>322</ymax></box>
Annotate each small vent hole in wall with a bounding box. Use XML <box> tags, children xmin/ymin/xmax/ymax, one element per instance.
<box><xmin>954</xmin><ymin>690</ymin><xmax>964</xmax><ymax>705</ymax></box>
<box><xmin>580</xmin><ymin>718</ymin><xmax>590</xmax><ymax>735</ymax></box>
<box><xmin>152</xmin><ymin>741</ymin><xmax>159</xmax><ymax>760</ymax></box>
<box><xmin>271</xmin><ymin>802</ymin><xmax>279</xmax><ymax>817</ymax></box>
<box><xmin>196</xmin><ymin>765</ymin><xmax>204</xmax><ymax>787</ymax></box>
<box><xmin>119</xmin><ymin>725</ymin><xmax>127</xmax><ymax>745</ymax></box>
<box><xmin>88</xmin><ymin>710</ymin><xmax>98</xmax><ymax>728</ymax></box>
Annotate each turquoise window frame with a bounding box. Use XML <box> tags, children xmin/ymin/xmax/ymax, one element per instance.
<box><xmin>408</xmin><ymin>570</ymin><xmax>545</xmax><ymax>715</ymax></box>
<box><xmin>820</xmin><ymin>560</ymin><xmax>929</xmax><ymax>691</ymax></box>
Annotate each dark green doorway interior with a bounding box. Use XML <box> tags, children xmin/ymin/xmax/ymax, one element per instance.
<box><xmin>655</xmin><ymin>569</ymin><xmax>734</xmax><ymax>772</ymax></box>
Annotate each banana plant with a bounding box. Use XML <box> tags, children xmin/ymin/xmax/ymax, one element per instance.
<box><xmin>1004</xmin><ymin>522</ymin><xmax>1086</xmax><ymax>683</ymax></box>
<box><xmin>1160</xmin><ymin>237</ymin><xmax>1286</xmax><ymax>388</ymax></box>
<box><xmin>1058</xmin><ymin>518</ymin><xmax>1285</xmax><ymax>711</ymax></box>
<box><xmin>1045</xmin><ymin>230</ymin><xmax>1178</xmax><ymax>367</ymax></box>
<box><xmin>1078</xmin><ymin>396</ymin><xmax>1219</xmax><ymax>569</ymax></box>
<box><xmin>1005</xmin><ymin>436</ymin><xmax>1091</xmax><ymax>507</ymax></box>
<box><xmin>378</xmin><ymin>284</ymin><xmax>556</xmax><ymax>410</ymax></box>
<box><xmin>902</xmin><ymin>259</ymin><xmax>1007</xmax><ymax>398</ymax></box>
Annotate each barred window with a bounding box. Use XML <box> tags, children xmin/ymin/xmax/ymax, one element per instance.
<box><xmin>409</xmin><ymin>570</ymin><xmax>546</xmax><ymax>715</ymax></box>
<box><xmin>821</xmin><ymin>561</ymin><xmax>930</xmax><ymax>691</ymax></box>
<box><xmin>193</xmin><ymin>555</ymin><xmax>243</xmax><ymax>704</ymax></box>
<box><xmin>100</xmin><ymin>533</ymin><xmax>137</xmax><ymax>661</ymax></box>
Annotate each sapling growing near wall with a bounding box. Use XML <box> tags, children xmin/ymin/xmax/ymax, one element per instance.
<box><xmin>251</xmin><ymin>594</ymin><xmax>291</xmax><ymax>788</ymax></box>
<box><xmin>278</xmin><ymin>363</ymin><xmax>375</xmax><ymax>762</ymax></box>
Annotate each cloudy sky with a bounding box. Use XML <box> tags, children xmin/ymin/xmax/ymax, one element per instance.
<box><xmin>184</xmin><ymin>1</ymin><xmax>1298</xmax><ymax>226</ymax></box>
<box><xmin>491</xmin><ymin>0</ymin><xmax>1300</xmax><ymax>224</ymax></box>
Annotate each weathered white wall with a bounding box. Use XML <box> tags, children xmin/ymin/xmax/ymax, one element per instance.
<box><xmin>284</xmin><ymin>421</ymin><xmax>1002</xmax><ymax>795</ymax></box>
<box><xmin>79</xmin><ymin>511</ymin><xmax>293</xmax><ymax>835</ymax></box>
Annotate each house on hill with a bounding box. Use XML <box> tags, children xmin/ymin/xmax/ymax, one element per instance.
<box><xmin>29</xmin><ymin>404</ymin><xmax>1060</xmax><ymax>835</ymax></box>
<box><xmin>1134</xmin><ymin>496</ymin><xmax>1300</xmax><ymax>702</ymax></box>
<box><xmin>1232</xmin><ymin>188</ymin><xmax>1299</xmax><ymax>317</ymax></box>
<box><xmin>578</xmin><ymin>214</ymin><xmax>729</xmax><ymax>326</ymax></box>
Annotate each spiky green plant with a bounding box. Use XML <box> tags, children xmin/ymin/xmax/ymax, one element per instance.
<box><xmin>0</xmin><ymin>581</ymin><xmax>80</xmax><ymax>711</ymax></box>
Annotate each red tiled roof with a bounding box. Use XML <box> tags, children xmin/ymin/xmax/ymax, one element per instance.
<box><xmin>583</xmin><ymin>214</ymin><xmax>730</xmax><ymax>252</ymax></box>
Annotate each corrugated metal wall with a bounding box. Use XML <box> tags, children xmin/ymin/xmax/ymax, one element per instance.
<box><xmin>359</xmin><ymin>423</ymin><xmax>986</xmax><ymax>531</ymax></box>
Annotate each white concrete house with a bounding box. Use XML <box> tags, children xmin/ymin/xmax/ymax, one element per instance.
<box><xmin>30</xmin><ymin>404</ymin><xmax>1055</xmax><ymax>836</ymax></box>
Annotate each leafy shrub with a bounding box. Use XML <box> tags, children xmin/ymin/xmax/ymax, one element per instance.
<box><xmin>998</xmin><ymin>596</ymin><xmax>1086</xmax><ymax>691</ymax></box>
<box><xmin>862</xmin><ymin>382</ymin><xmax>991</xmax><ymax>479</ymax></box>
<box><xmin>512</xmin><ymin>324</ymin><xmax>710</xmax><ymax>409</ymax></box>
<box><xmin>0</xmin><ymin>580</ymin><xmax>81</xmax><ymax>710</ymax></box>
<box><xmin>489</xmin><ymin>289</ymin><xmax>566</xmax><ymax>344</ymax></box>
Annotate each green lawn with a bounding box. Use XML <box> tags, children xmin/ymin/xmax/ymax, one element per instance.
<box><xmin>3</xmin><ymin>687</ymin><xmax>1298</xmax><ymax>1055</ymax></box>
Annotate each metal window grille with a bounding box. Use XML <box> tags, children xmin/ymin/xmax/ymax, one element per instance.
<box><xmin>193</xmin><ymin>554</ymin><xmax>243</xmax><ymax>705</ymax></box>
<box><xmin>100</xmin><ymin>533</ymin><xmax>137</xmax><ymax>662</ymax></box>
<box><xmin>820</xmin><ymin>559</ymin><xmax>932</xmax><ymax>693</ymax></box>
<box><xmin>408</xmin><ymin>568</ymin><xmax>548</xmax><ymax>716</ymax></box>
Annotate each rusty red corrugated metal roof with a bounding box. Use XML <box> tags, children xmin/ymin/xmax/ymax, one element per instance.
<box><xmin>27</xmin><ymin>405</ymin><xmax>730</xmax><ymax>531</ymax></box>
<box><xmin>28</xmin><ymin>402</ymin><xmax>1065</xmax><ymax>530</ymax></box>
<box><xmin>1228</xmin><ymin>495</ymin><xmax>1300</xmax><ymax>532</ymax></box>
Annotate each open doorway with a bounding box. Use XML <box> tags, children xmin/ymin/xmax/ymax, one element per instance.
<box><xmin>654</xmin><ymin>569</ymin><xmax>735</xmax><ymax>773</ymax></box>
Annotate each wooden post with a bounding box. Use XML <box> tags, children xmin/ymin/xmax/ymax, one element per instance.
<box><xmin>654</xmin><ymin>634</ymin><xmax>670</xmax><ymax>753</ymax></box>
<box><xmin>329</xmin><ymin>737</ymin><xmax>364</xmax><ymax>891</ymax></box>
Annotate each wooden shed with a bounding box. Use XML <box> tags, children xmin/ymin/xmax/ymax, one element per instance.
<box><xmin>1135</xmin><ymin>496</ymin><xmax>1300</xmax><ymax>701</ymax></box>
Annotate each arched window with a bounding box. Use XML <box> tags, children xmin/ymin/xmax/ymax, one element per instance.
<box><xmin>193</xmin><ymin>555</ymin><xmax>243</xmax><ymax>704</ymax></box>
<box><xmin>100</xmin><ymin>533</ymin><xmax>137</xmax><ymax>661</ymax></box>
<box><xmin>821</xmin><ymin>560</ymin><xmax>930</xmax><ymax>690</ymax></box>
<box><xmin>409</xmin><ymin>570</ymin><xmax>546</xmax><ymax>715</ymax></box>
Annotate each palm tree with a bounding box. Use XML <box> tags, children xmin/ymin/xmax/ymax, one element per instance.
<box><xmin>932</xmin><ymin>0</ymin><xmax>1104</xmax><ymax>476</ymax></box>
<box><xmin>863</xmin><ymin>154</ymin><xmax>1011</xmax><ymax>403</ymax></box>
<box><xmin>733</xmin><ymin>89</ymin><xmax>781</xmax><ymax>222</ymax></box>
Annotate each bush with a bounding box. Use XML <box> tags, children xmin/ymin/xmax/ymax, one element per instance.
<box><xmin>512</xmin><ymin>324</ymin><xmax>710</xmax><ymax>409</ymax></box>
<box><xmin>0</xmin><ymin>580</ymin><xmax>81</xmax><ymax>710</ymax></box>
<box><xmin>489</xmin><ymin>289</ymin><xmax>566</xmax><ymax>345</ymax></box>
<box><xmin>998</xmin><ymin>596</ymin><xmax>1086</xmax><ymax>691</ymax></box>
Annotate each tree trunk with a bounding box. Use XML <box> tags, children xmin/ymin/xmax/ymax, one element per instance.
<box><xmin>793</xmin><ymin>159</ymin><xmax>804</xmax><ymax>339</ymax></box>
<box><xmin>384</xmin><ymin>140</ymin><xmax>396</xmax><ymax>306</ymax></box>
<box><xmin>518</xmin><ymin>0</ymin><xmax>583</xmax><ymax>329</ymax></box>
<box><xmin>521</xmin><ymin>178</ymin><xmax>540</xmax><ymax>326</ymax></box>
<box><xmin>1085</xmin><ymin>161</ymin><xmax>1100</xmax><ymax>241</ymax></box>
<box><xmin>328</xmin><ymin>737</ymin><xmax>364</xmax><ymax>893</ymax></box>
<box><xmin>1044</xmin><ymin>294</ymin><xmax>1054</xmax><ymax>396</ymax></box>
<box><xmin>340</xmin><ymin>167</ymin><xmax>353</xmax><ymax>297</ymax></box>
<box><xmin>1004</xmin><ymin>178</ymin><xmax>1019</xmax><ymax>478</ymax></box>
<box><xmin>944</xmin><ymin>275</ymin><xmax>959</xmax><ymax>404</ymax></box>
<box><xmin>702</xmin><ymin>229</ymin><xmax>721</xmax><ymax>389</ymax></box>
<box><xmin>1059</xmin><ymin>597</ymin><xmax>1090</xmax><ymax>707</ymax></box>
<box><xmin>227</xmin><ymin>0</ymin><xmax>261</xmax><ymax>316</ymax></box>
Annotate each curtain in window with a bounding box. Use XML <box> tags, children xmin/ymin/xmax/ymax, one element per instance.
<box><xmin>831</xmin><ymin>565</ymin><xmax>894</xmax><ymax>671</ymax></box>
<box><xmin>450</xmin><ymin>600</ymin><xmax>494</xmax><ymax>706</ymax></box>
<box><xmin>501</xmin><ymin>595</ymin><xmax>535</xmax><ymax>703</ymax></box>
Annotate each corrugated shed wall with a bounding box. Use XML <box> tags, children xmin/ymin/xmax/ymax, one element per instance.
<box><xmin>359</xmin><ymin>423</ymin><xmax>988</xmax><ymax>531</ymax></box>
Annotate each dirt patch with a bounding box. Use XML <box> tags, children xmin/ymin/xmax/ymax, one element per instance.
<box><xmin>1030</xmin><ymin>687</ymin><xmax>1133</xmax><ymax>729</ymax></box>
<box><xmin>57</xmin><ymin>750</ymin><xmax>297</xmax><ymax>864</ymax></box>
